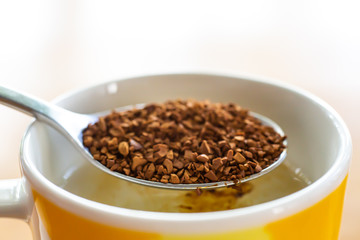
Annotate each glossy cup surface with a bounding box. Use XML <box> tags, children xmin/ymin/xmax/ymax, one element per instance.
<box><xmin>21</xmin><ymin>73</ymin><xmax>351</xmax><ymax>240</ymax></box>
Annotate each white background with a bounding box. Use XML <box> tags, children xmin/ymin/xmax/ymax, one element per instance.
<box><xmin>0</xmin><ymin>1</ymin><xmax>359</xmax><ymax>239</ymax></box>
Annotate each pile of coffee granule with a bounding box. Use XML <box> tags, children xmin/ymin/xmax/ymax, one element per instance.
<box><xmin>82</xmin><ymin>100</ymin><xmax>286</xmax><ymax>184</ymax></box>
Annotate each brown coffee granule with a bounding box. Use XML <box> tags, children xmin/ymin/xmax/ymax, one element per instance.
<box><xmin>82</xmin><ymin>99</ymin><xmax>286</xmax><ymax>184</ymax></box>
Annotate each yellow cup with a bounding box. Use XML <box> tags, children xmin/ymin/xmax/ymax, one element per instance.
<box><xmin>0</xmin><ymin>73</ymin><xmax>352</xmax><ymax>240</ymax></box>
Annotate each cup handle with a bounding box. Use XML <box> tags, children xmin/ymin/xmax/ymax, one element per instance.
<box><xmin>0</xmin><ymin>178</ymin><xmax>32</xmax><ymax>220</ymax></box>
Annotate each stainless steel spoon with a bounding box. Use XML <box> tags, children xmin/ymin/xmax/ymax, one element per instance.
<box><xmin>0</xmin><ymin>85</ymin><xmax>287</xmax><ymax>190</ymax></box>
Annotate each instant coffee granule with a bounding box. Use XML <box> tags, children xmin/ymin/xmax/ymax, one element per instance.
<box><xmin>82</xmin><ymin>100</ymin><xmax>286</xmax><ymax>184</ymax></box>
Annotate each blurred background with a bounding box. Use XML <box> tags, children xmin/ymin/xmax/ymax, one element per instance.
<box><xmin>0</xmin><ymin>1</ymin><xmax>359</xmax><ymax>239</ymax></box>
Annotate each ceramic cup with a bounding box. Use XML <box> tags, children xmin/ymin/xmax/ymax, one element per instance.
<box><xmin>0</xmin><ymin>73</ymin><xmax>352</xmax><ymax>240</ymax></box>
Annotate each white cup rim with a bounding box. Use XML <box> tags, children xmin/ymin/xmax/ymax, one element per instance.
<box><xmin>20</xmin><ymin>72</ymin><xmax>352</xmax><ymax>232</ymax></box>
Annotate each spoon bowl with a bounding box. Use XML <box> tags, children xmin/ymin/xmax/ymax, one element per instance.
<box><xmin>0</xmin><ymin>86</ymin><xmax>287</xmax><ymax>190</ymax></box>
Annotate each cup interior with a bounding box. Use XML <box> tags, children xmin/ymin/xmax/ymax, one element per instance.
<box><xmin>21</xmin><ymin>73</ymin><xmax>349</xmax><ymax>213</ymax></box>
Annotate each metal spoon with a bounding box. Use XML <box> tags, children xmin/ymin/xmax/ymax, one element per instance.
<box><xmin>0</xmin><ymin>86</ymin><xmax>287</xmax><ymax>190</ymax></box>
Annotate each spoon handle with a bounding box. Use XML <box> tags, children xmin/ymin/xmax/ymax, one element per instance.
<box><xmin>0</xmin><ymin>85</ymin><xmax>66</xmax><ymax>122</ymax></box>
<box><xmin>0</xmin><ymin>85</ymin><xmax>95</xmax><ymax>144</ymax></box>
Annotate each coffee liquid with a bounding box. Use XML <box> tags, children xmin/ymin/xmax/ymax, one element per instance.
<box><xmin>61</xmin><ymin>161</ymin><xmax>310</xmax><ymax>213</ymax></box>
